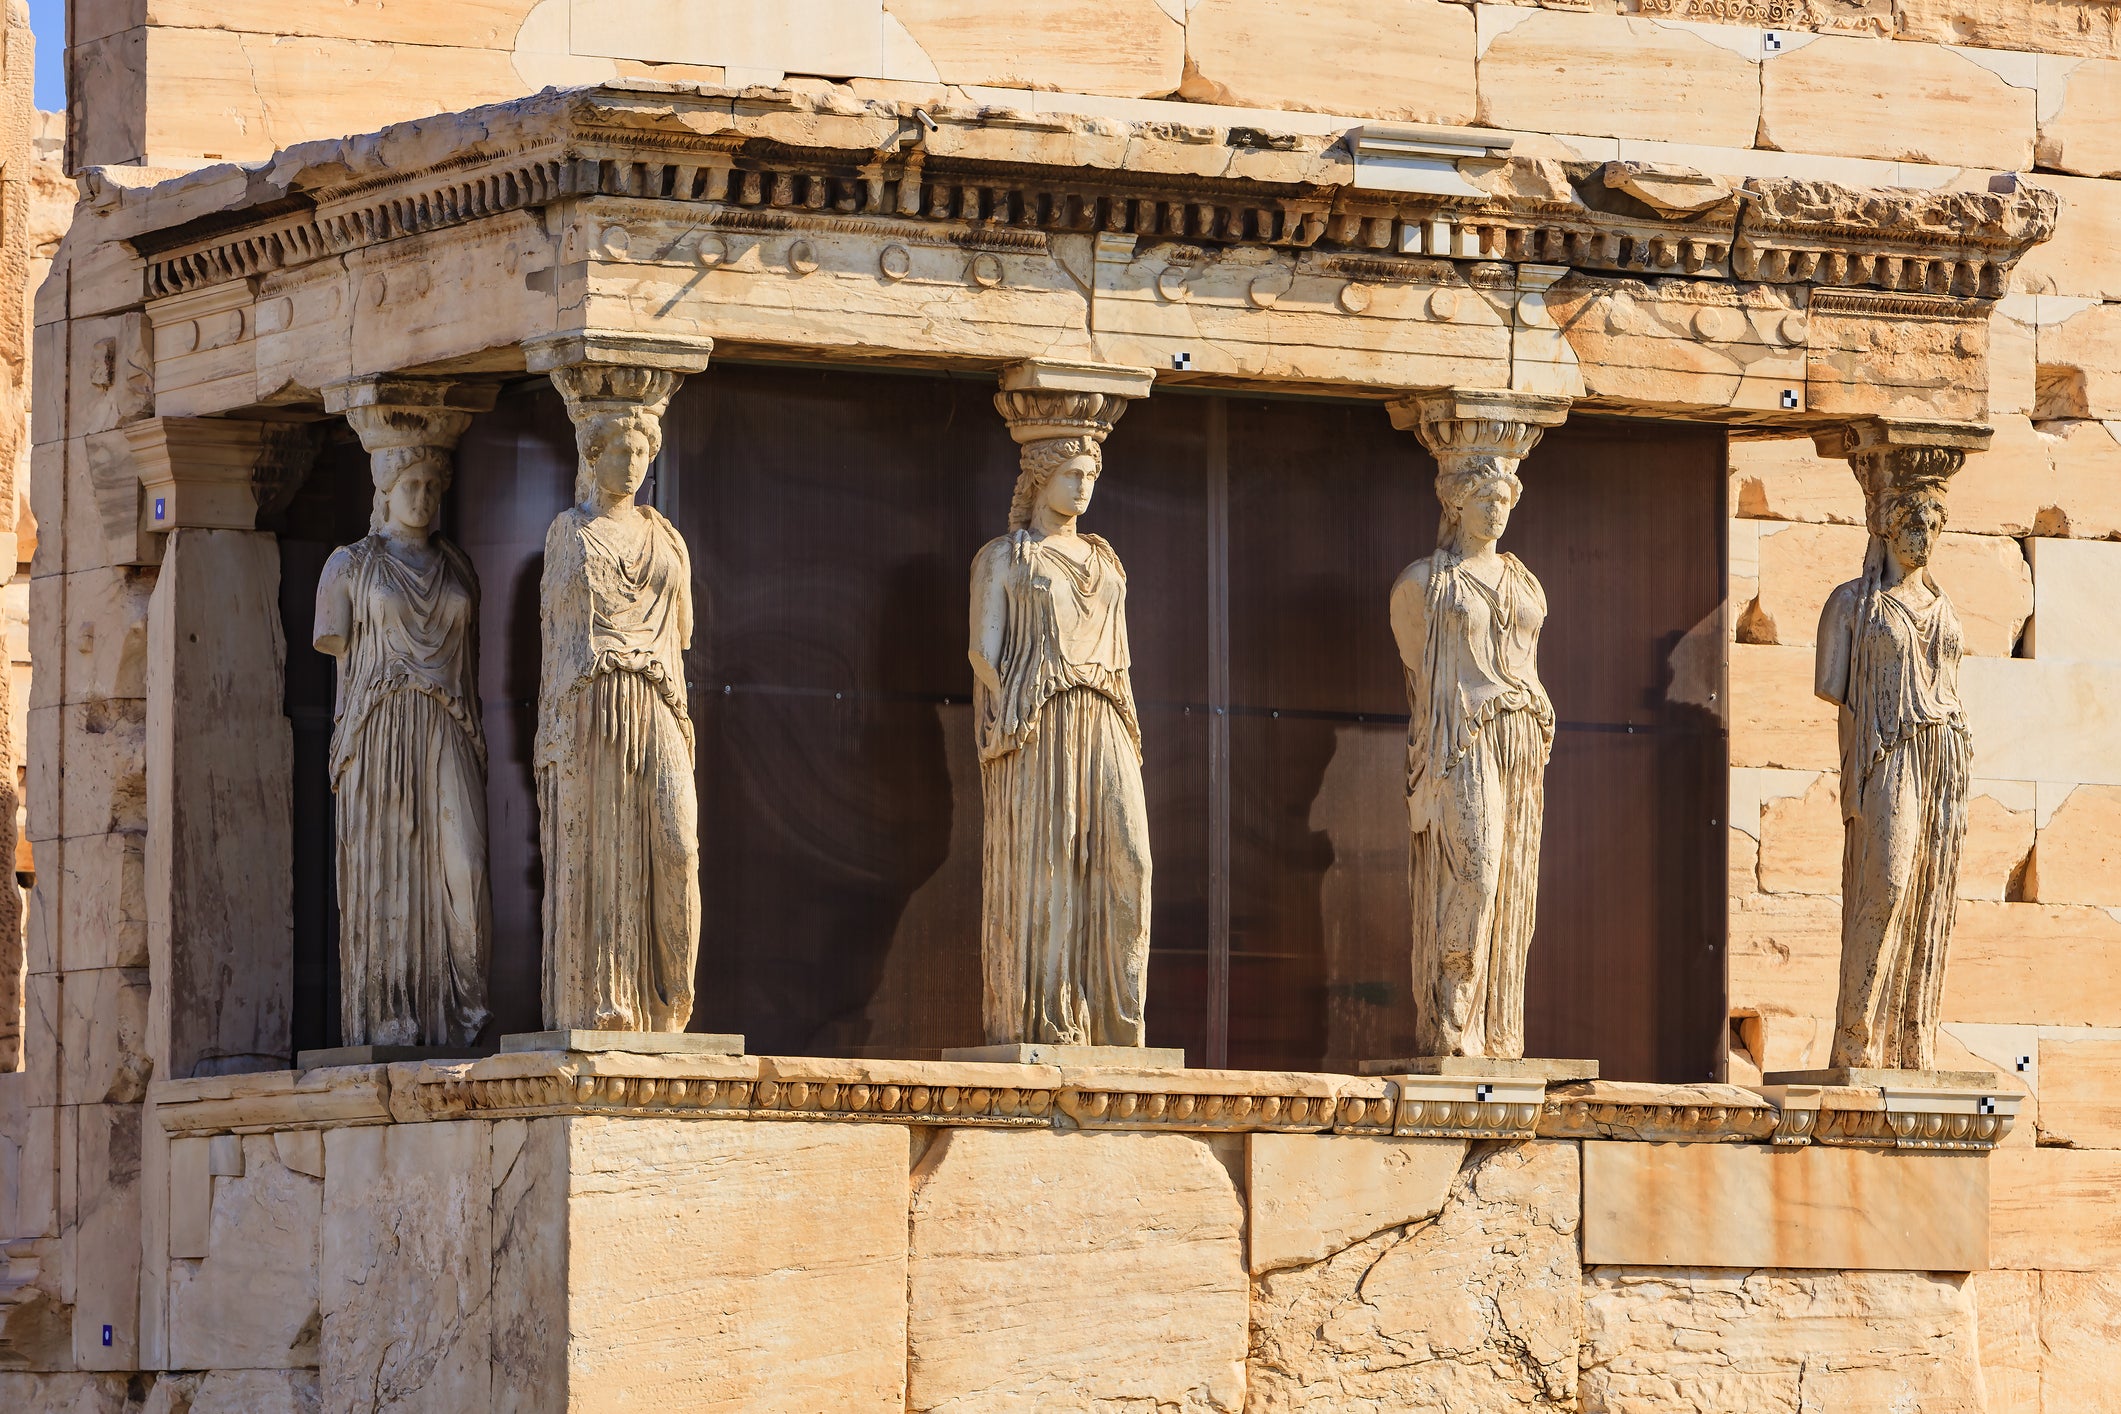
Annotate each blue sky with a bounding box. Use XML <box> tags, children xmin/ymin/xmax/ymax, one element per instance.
<box><xmin>27</xmin><ymin>0</ymin><xmax>63</xmax><ymax>111</ymax></box>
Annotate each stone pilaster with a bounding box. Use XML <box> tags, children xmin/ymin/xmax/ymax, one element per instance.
<box><xmin>1811</xmin><ymin>417</ymin><xmax>1992</xmax><ymax>533</ymax></box>
<box><xmin>1385</xmin><ymin>387</ymin><xmax>1572</xmax><ymax>475</ymax></box>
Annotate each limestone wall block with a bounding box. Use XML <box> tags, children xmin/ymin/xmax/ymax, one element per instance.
<box><xmin>1730</xmin><ymin>436</ymin><xmax>1864</xmax><ymax>524</ymax></box>
<box><xmin>2010</xmin><ymin>173</ymin><xmax>2121</xmax><ymax>298</ymax></box>
<box><xmin>30</xmin><ymin>317</ymin><xmax>66</xmax><ymax>451</ymax></box>
<box><xmin>21</xmin><ymin>972</ymin><xmax>57</xmax><ymax>1108</ymax></box>
<box><xmin>59</xmin><ymin>967</ymin><xmax>151</xmax><ymax>1107</ymax></box>
<box><xmin>550</xmin><ymin>1116</ymin><xmax>910</xmax><ymax>1414</ymax></box>
<box><xmin>2035</xmin><ymin>1036</ymin><xmax>2121</xmax><ymax>1147</ymax></box>
<box><xmin>1246</xmin><ymin>1132</ymin><xmax>1466</xmax><ymax>1275</ymax></box>
<box><xmin>27</xmin><ymin>571</ymin><xmax>58</xmax><ymax>711</ymax></box>
<box><xmin>1962</xmin><ymin>782</ymin><xmax>2037</xmax><ymax>902</ymax></box>
<box><xmin>65</xmin><ymin>313</ymin><xmax>153</xmax><ymax>440</ymax></box>
<box><xmin>1967</xmin><ymin>1268</ymin><xmax>2041</xmax><ymax>1414</ymax></box>
<box><xmin>1992</xmin><ymin>299</ymin><xmax>2036</xmax><ymax>416</ymax></box>
<box><xmin>57</xmin><ymin>698</ymin><xmax>147</xmax><ymax>840</ymax></box>
<box><xmin>1757</xmin><ymin>769</ymin><xmax>1840</xmax><ymax>895</ymax></box>
<box><xmin>1960</xmin><ymin>657</ymin><xmax>2121</xmax><ymax>783</ymax></box>
<box><xmin>1475</xmin><ymin>10</ymin><xmax>1761</xmax><ymax>147</ymax></box>
<box><xmin>321</xmin><ymin>1121</ymin><xmax>494</xmax><ymax>1414</ymax></box>
<box><xmin>13</xmin><ymin>1100</ymin><xmax>57</xmax><ymax>1239</ymax></box>
<box><xmin>28</xmin><ymin>440</ymin><xmax>63</xmax><ymax>580</ymax></box>
<box><xmin>2031</xmin><ymin>419</ymin><xmax>2121</xmax><ymax>538</ymax></box>
<box><xmin>1729</xmin><ymin>888</ymin><xmax>1840</xmax><ymax>1024</ymax></box>
<box><xmin>1581</xmin><ymin>1267</ymin><xmax>1985</xmax><ymax>1408</ymax></box>
<box><xmin>1730</xmin><ymin>643</ymin><xmax>1839</xmax><ymax>770</ymax></box>
<box><xmin>2026</xmin><ymin>783</ymin><xmax>2121</xmax><ymax>904</ymax></box>
<box><xmin>2037</xmin><ymin>300</ymin><xmax>2121</xmax><ymax>419</ymax></box>
<box><xmin>1742</xmin><ymin>521</ymin><xmax>1861</xmax><ymax>648</ymax></box>
<box><xmin>71</xmin><ymin>1102</ymin><xmax>143</xmax><ymax>1369</ymax></box>
<box><xmin>58</xmin><ymin>567</ymin><xmax>154</xmax><ymax>707</ymax></box>
<box><xmin>168</xmin><ymin>1132</ymin><xmax>322</xmax><ymax>1371</ymax></box>
<box><xmin>1583</xmin><ymin>1143</ymin><xmax>1988</xmax><ymax>1268</ymax></box>
<box><xmin>162</xmin><ymin>1370</ymin><xmax>321</xmax><ymax>1414</ymax></box>
<box><xmin>1899</xmin><ymin>0</ymin><xmax>2121</xmax><ymax>59</ymax></box>
<box><xmin>0</xmin><ymin>1373</ymin><xmax>150</xmax><ymax>1413</ymax></box>
<box><xmin>907</xmin><ymin>1127</ymin><xmax>1247</xmax><ymax>1413</ymax></box>
<box><xmin>1248</xmin><ymin>1139</ymin><xmax>1580</xmax><ymax>1410</ymax></box>
<box><xmin>24</xmin><ymin>701</ymin><xmax>56</xmax><ymax>845</ymax></box>
<box><xmin>2040</xmin><ymin>1271</ymin><xmax>2121</xmax><ymax>1413</ymax></box>
<box><xmin>1760</xmin><ymin>36</ymin><xmax>2035</xmax><ymax>170</ymax></box>
<box><xmin>24</xmin><ymin>837</ymin><xmax>57</xmax><ymax>975</ymax></box>
<box><xmin>1179</xmin><ymin>0</ymin><xmax>1474</xmax><ymax>122</ymax></box>
<box><xmin>1939</xmin><ymin>533</ymin><xmax>2034</xmax><ymax>657</ymax></box>
<box><xmin>1989</xmin><ymin>1147</ymin><xmax>2121</xmax><ymax>1267</ymax></box>
<box><xmin>1806</xmin><ymin>297</ymin><xmax>1987</xmax><ymax>421</ymax></box>
<box><xmin>2042</xmin><ymin>60</ymin><xmax>2121</xmax><ymax>177</ymax></box>
<box><xmin>140</xmin><ymin>0</ymin><xmax>541</xmax><ymax>46</ymax></box>
<box><xmin>1551</xmin><ymin>282</ymin><xmax>1806</xmax><ymax>415</ymax></box>
<box><xmin>2026</xmin><ymin>538</ymin><xmax>2121</xmax><ymax>660</ymax></box>
<box><xmin>1945</xmin><ymin>900</ymin><xmax>2121</xmax><ymax>1026</ymax></box>
<box><xmin>885</xmin><ymin>0</ymin><xmax>1183</xmax><ymax>98</ymax></box>
<box><xmin>1948</xmin><ymin>414</ymin><xmax>2052</xmax><ymax>538</ymax></box>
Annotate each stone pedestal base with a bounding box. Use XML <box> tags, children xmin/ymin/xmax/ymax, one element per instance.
<box><xmin>1361</xmin><ymin>1056</ymin><xmax>1600</xmax><ymax>1081</ymax></box>
<box><xmin>502</xmin><ymin>1030</ymin><xmax>747</xmax><ymax>1056</ymax></box>
<box><xmin>943</xmin><ymin>1043</ymin><xmax>1186</xmax><ymax>1069</ymax></box>
<box><xmin>296</xmin><ymin>1045</ymin><xmax>488</xmax><ymax>1070</ymax></box>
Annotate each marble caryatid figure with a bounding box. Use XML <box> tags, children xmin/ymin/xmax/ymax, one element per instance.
<box><xmin>535</xmin><ymin>354</ymin><xmax>702</xmax><ymax>1034</ymax></box>
<box><xmin>314</xmin><ymin>379</ymin><xmax>495</xmax><ymax>1048</ymax></box>
<box><xmin>1813</xmin><ymin>422</ymin><xmax>1983</xmax><ymax>1072</ymax></box>
<box><xmin>1388</xmin><ymin>391</ymin><xmax>1568</xmax><ymax>1060</ymax></box>
<box><xmin>973</xmin><ymin>389</ymin><xmax>1151</xmax><ymax>1048</ymax></box>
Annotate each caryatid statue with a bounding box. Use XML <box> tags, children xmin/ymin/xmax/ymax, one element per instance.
<box><xmin>526</xmin><ymin>333</ymin><xmax>713</xmax><ymax>1034</ymax></box>
<box><xmin>1812</xmin><ymin>419</ymin><xmax>1989</xmax><ymax>1072</ymax></box>
<box><xmin>315</xmin><ymin>376</ymin><xmax>499</xmax><ymax>1048</ymax></box>
<box><xmin>973</xmin><ymin>381</ymin><xmax>1152</xmax><ymax>1048</ymax></box>
<box><xmin>1387</xmin><ymin>390</ymin><xmax>1570</xmax><ymax>1060</ymax></box>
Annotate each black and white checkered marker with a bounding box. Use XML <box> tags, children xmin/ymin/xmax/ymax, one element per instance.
<box><xmin>1780</xmin><ymin>389</ymin><xmax>1799</xmax><ymax>409</ymax></box>
<box><xmin>2016</xmin><ymin>1055</ymin><xmax>2031</xmax><ymax>1072</ymax></box>
<box><xmin>1763</xmin><ymin>31</ymin><xmax>1784</xmax><ymax>52</ymax></box>
<box><xmin>1978</xmin><ymin>1097</ymin><xmax>1996</xmax><ymax>1115</ymax></box>
<box><xmin>1171</xmin><ymin>351</ymin><xmax>1193</xmax><ymax>371</ymax></box>
<box><xmin>1475</xmin><ymin>1083</ymin><xmax>1494</xmax><ymax>1101</ymax></box>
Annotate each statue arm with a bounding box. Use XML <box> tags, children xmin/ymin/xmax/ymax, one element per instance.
<box><xmin>1814</xmin><ymin>582</ymin><xmax>1857</xmax><ymax>706</ymax></box>
<box><xmin>1388</xmin><ymin>559</ymin><xmax>1430</xmax><ymax>672</ymax></box>
<box><xmin>312</xmin><ymin>546</ymin><xmax>356</xmax><ymax>657</ymax></box>
<box><xmin>968</xmin><ymin>539</ymin><xmax>1009</xmax><ymax>695</ymax></box>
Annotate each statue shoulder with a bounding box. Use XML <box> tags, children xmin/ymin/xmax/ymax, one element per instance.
<box><xmin>973</xmin><ymin>533</ymin><xmax>1021</xmax><ymax>576</ymax></box>
<box><xmin>1822</xmin><ymin>577</ymin><xmax>1866</xmax><ymax>622</ymax></box>
<box><xmin>1391</xmin><ymin>554</ymin><xmax>1438</xmax><ymax>601</ymax></box>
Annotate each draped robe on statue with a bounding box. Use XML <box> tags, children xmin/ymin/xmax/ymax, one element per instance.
<box><xmin>1826</xmin><ymin>562</ymin><xmax>1971</xmax><ymax>1070</ymax></box>
<box><xmin>1396</xmin><ymin>550</ymin><xmax>1555</xmax><ymax>1059</ymax></box>
<box><xmin>975</xmin><ymin>531</ymin><xmax>1152</xmax><ymax>1047</ymax></box>
<box><xmin>322</xmin><ymin>535</ymin><xmax>492</xmax><ymax>1047</ymax></box>
<box><xmin>536</xmin><ymin>504</ymin><xmax>700</xmax><ymax>1032</ymax></box>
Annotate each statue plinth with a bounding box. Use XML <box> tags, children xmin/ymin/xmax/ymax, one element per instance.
<box><xmin>297</xmin><ymin>1045</ymin><xmax>490</xmax><ymax>1070</ymax></box>
<box><xmin>1361</xmin><ymin>1056</ymin><xmax>1600</xmax><ymax>1081</ymax></box>
<box><xmin>503</xmin><ymin>1031</ymin><xmax>746</xmax><ymax>1057</ymax></box>
<box><xmin>944</xmin><ymin>1043</ymin><xmax>1185</xmax><ymax>1070</ymax></box>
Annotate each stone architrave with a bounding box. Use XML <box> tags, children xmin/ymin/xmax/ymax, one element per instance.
<box><xmin>1385</xmin><ymin>389</ymin><xmax>1570</xmax><ymax>1061</ymax></box>
<box><xmin>314</xmin><ymin>376</ymin><xmax>499</xmax><ymax>1049</ymax></box>
<box><xmin>1809</xmin><ymin>418</ymin><xmax>1992</xmax><ymax>1073</ymax></box>
<box><xmin>974</xmin><ymin>361</ymin><xmax>1155</xmax><ymax>1049</ymax></box>
<box><xmin>526</xmin><ymin>332</ymin><xmax>713</xmax><ymax>1035</ymax></box>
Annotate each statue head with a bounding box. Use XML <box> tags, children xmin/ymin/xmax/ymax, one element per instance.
<box><xmin>371</xmin><ymin>444</ymin><xmax>452</xmax><ymax>537</ymax></box>
<box><xmin>1881</xmin><ymin>485</ymin><xmax>1947</xmax><ymax>571</ymax></box>
<box><xmin>1436</xmin><ymin>457</ymin><xmax>1523</xmax><ymax>551</ymax></box>
<box><xmin>575</xmin><ymin>406</ymin><xmax>664</xmax><ymax>506</ymax></box>
<box><xmin>1007</xmin><ymin>435</ymin><xmax>1102</xmax><ymax>531</ymax></box>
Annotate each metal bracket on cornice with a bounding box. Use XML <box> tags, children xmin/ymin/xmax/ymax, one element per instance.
<box><xmin>1350</xmin><ymin>123</ymin><xmax>1514</xmax><ymax>199</ymax></box>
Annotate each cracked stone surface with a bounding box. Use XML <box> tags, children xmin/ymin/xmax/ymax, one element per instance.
<box><xmin>1580</xmin><ymin>1267</ymin><xmax>1985</xmax><ymax>1413</ymax></box>
<box><xmin>1245</xmin><ymin>1139</ymin><xmax>1580</xmax><ymax>1412</ymax></box>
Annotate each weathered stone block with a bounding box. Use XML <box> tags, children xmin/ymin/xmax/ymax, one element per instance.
<box><xmin>1899</xmin><ymin>0</ymin><xmax>2121</xmax><ymax>58</ymax></box>
<box><xmin>1730</xmin><ymin>435</ymin><xmax>1864</xmax><ymax>524</ymax></box>
<box><xmin>908</xmin><ymin>1127</ymin><xmax>1247</xmax><ymax>1412</ymax></box>
<box><xmin>2039</xmin><ymin>301</ymin><xmax>2121</xmax><ymax>420</ymax></box>
<box><xmin>60</xmin><ymin>567</ymin><xmax>154</xmax><ymax>706</ymax></box>
<box><xmin>1757</xmin><ymin>769</ymin><xmax>1838</xmax><ymax>895</ymax></box>
<box><xmin>1246</xmin><ymin>1132</ymin><xmax>1465</xmax><ymax>1276</ymax></box>
<box><xmin>1477</xmin><ymin>11</ymin><xmax>1760</xmax><ymax>147</ymax></box>
<box><xmin>1934</xmin><ymin>413</ymin><xmax>2049</xmax><ymax>540</ymax></box>
<box><xmin>884</xmin><ymin>0</ymin><xmax>1182</xmax><ymax>98</ymax></box>
<box><xmin>1729</xmin><ymin>889</ymin><xmax>1840</xmax><ymax>1025</ymax></box>
<box><xmin>2042</xmin><ymin>1269</ymin><xmax>2121</xmax><ymax>1412</ymax></box>
<box><xmin>2011</xmin><ymin>171</ymin><xmax>2121</xmax><ymax>296</ymax></box>
<box><xmin>1730</xmin><ymin>643</ymin><xmax>1839</xmax><ymax>770</ymax></box>
<box><xmin>72</xmin><ymin>1103</ymin><xmax>143</xmax><ymax>1370</ymax></box>
<box><xmin>59</xmin><ymin>967</ymin><xmax>152</xmax><ymax>1106</ymax></box>
<box><xmin>2026</xmin><ymin>783</ymin><xmax>2121</xmax><ymax>905</ymax></box>
<box><xmin>1248</xmin><ymin>1138</ymin><xmax>1579</xmax><ymax>1410</ymax></box>
<box><xmin>1960</xmin><ymin>658</ymin><xmax>2121</xmax><ymax>785</ymax></box>
<box><xmin>1945</xmin><ymin>901</ymin><xmax>2121</xmax><ymax>1026</ymax></box>
<box><xmin>1968</xmin><ymin>1268</ymin><xmax>2041</xmax><ymax>1414</ymax></box>
<box><xmin>58</xmin><ymin>698</ymin><xmax>147</xmax><ymax>840</ymax></box>
<box><xmin>169</xmin><ymin>1132</ymin><xmax>322</xmax><ymax>1370</ymax></box>
<box><xmin>1581</xmin><ymin>1268</ymin><xmax>1985</xmax><ymax>1411</ymax></box>
<box><xmin>1180</xmin><ymin>0</ymin><xmax>1473</xmax><ymax>122</ymax></box>
<box><xmin>1760</xmin><ymin>36</ymin><xmax>2034</xmax><ymax>170</ymax></box>
<box><xmin>58</xmin><ymin>830</ymin><xmax>148</xmax><ymax>972</ymax></box>
<box><xmin>2025</xmin><ymin>537</ymin><xmax>2121</xmax><ymax>662</ymax></box>
<box><xmin>1582</xmin><ymin>1141</ymin><xmax>1987</xmax><ymax>1269</ymax></box>
<box><xmin>2035</xmin><ymin>1037</ymin><xmax>2121</xmax><ymax>1148</ymax></box>
<box><xmin>2035</xmin><ymin>418</ymin><xmax>2121</xmax><ymax>539</ymax></box>
<box><xmin>321</xmin><ymin>1122</ymin><xmax>493</xmax><ymax>1414</ymax></box>
<box><xmin>1962</xmin><ymin>783</ymin><xmax>2036</xmax><ymax>902</ymax></box>
<box><xmin>1989</xmin><ymin>1148</ymin><xmax>2121</xmax><ymax>1268</ymax></box>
